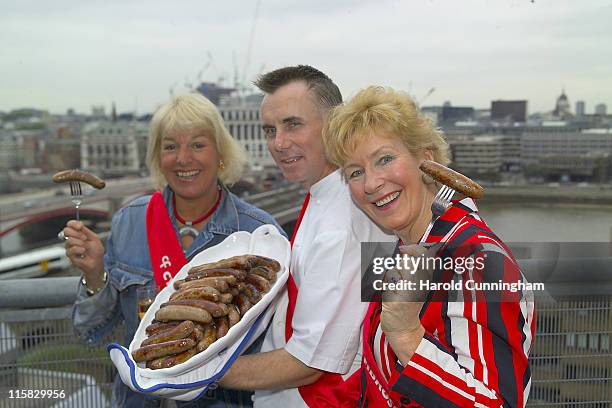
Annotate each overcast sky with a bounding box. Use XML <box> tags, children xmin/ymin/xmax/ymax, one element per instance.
<box><xmin>1</xmin><ymin>0</ymin><xmax>611</xmax><ymax>115</ymax></box>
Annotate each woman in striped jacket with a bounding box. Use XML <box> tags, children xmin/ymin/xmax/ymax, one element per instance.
<box><xmin>322</xmin><ymin>86</ymin><xmax>535</xmax><ymax>407</ymax></box>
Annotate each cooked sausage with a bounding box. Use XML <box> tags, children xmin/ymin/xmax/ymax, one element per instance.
<box><xmin>187</xmin><ymin>268</ymin><xmax>247</xmax><ymax>281</ymax></box>
<box><xmin>192</xmin><ymin>324</ymin><xmax>205</xmax><ymax>342</ymax></box>
<box><xmin>242</xmin><ymin>283</ymin><xmax>262</xmax><ymax>305</ymax></box>
<box><xmin>140</xmin><ymin>320</ymin><xmax>194</xmax><ymax>347</ymax></box>
<box><xmin>219</xmin><ymin>292</ymin><xmax>233</xmax><ymax>304</ymax></box>
<box><xmin>419</xmin><ymin>160</ymin><xmax>484</xmax><ymax>199</ymax></box>
<box><xmin>251</xmin><ymin>255</ymin><xmax>281</xmax><ymax>273</ymax></box>
<box><xmin>249</xmin><ymin>266</ymin><xmax>276</xmax><ymax>282</ymax></box>
<box><xmin>196</xmin><ymin>324</ymin><xmax>217</xmax><ymax>353</ymax></box>
<box><xmin>170</xmin><ymin>286</ymin><xmax>221</xmax><ymax>302</ymax></box>
<box><xmin>188</xmin><ymin>255</ymin><xmax>255</xmax><ymax>274</ymax></box>
<box><xmin>146</xmin><ymin>356</ymin><xmax>165</xmax><ymax>370</ymax></box>
<box><xmin>145</xmin><ymin>321</ymin><xmax>180</xmax><ymax>336</ymax></box>
<box><xmin>216</xmin><ymin>316</ymin><xmax>230</xmax><ymax>339</ymax></box>
<box><xmin>173</xmin><ymin>279</ymin><xmax>186</xmax><ymax>290</ymax></box>
<box><xmin>161</xmin><ymin>299</ymin><xmax>228</xmax><ymax>318</ymax></box>
<box><xmin>155</xmin><ymin>305</ymin><xmax>212</xmax><ymax>324</ymax></box>
<box><xmin>132</xmin><ymin>338</ymin><xmax>195</xmax><ymax>362</ymax></box>
<box><xmin>245</xmin><ymin>274</ymin><xmax>270</xmax><ymax>293</ymax></box>
<box><xmin>234</xmin><ymin>293</ymin><xmax>252</xmax><ymax>316</ymax></box>
<box><xmin>188</xmin><ymin>255</ymin><xmax>280</xmax><ymax>275</ymax></box>
<box><xmin>146</xmin><ymin>347</ymin><xmax>197</xmax><ymax>369</ymax></box>
<box><xmin>52</xmin><ymin>169</ymin><xmax>106</xmax><ymax>189</ymax></box>
<box><xmin>177</xmin><ymin>278</ymin><xmax>230</xmax><ymax>292</ymax></box>
<box><xmin>192</xmin><ymin>275</ymin><xmax>238</xmax><ymax>286</ymax></box>
<box><xmin>228</xmin><ymin>305</ymin><xmax>240</xmax><ymax>327</ymax></box>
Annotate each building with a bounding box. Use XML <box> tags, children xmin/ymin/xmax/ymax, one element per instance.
<box><xmin>448</xmin><ymin>133</ymin><xmax>521</xmax><ymax>179</ymax></box>
<box><xmin>0</xmin><ymin>130</ymin><xmax>24</xmax><ymax>170</ymax></box>
<box><xmin>196</xmin><ymin>82</ymin><xmax>236</xmax><ymax>105</ymax></box>
<box><xmin>491</xmin><ymin>100</ymin><xmax>528</xmax><ymax>123</ymax></box>
<box><xmin>43</xmin><ymin>112</ymin><xmax>89</xmax><ymax>172</ymax></box>
<box><xmin>575</xmin><ymin>101</ymin><xmax>585</xmax><ymax>117</ymax></box>
<box><xmin>81</xmin><ymin>121</ymin><xmax>149</xmax><ymax>178</ymax></box>
<box><xmin>553</xmin><ymin>90</ymin><xmax>572</xmax><ymax>119</ymax></box>
<box><xmin>17</xmin><ymin>130</ymin><xmax>46</xmax><ymax>169</ymax></box>
<box><xmin>91</xmin><ymin>105</ymin><xmax>106</xmax><ymax>120</ymax></box>
<box><xmin>217</xmin><ymin>94</ymin><xmax>274</xmax><ymax>167</ymax></box>
<box><xmin>595</xmin><ymin>103</ymin><xmax>607</xmax><ymax>116</ymax></box>
<box><xmin>522</xmin><ymin>128</ymin><xmax>612</xmax><ymax>181</ymax></box>
<box><xmin>44</xmin><ymin>127</ymin><xmax>81</xmax><ymax>172</ymax></box>
<box><xmin>450</xmin><ymin>135</ymin><xmax>502</xmax><ymax>178</ymax></box>
<box><xmin>440</xmin><ymin>104</ymin><xmax>475</xmax><ymax>125</ymax></box>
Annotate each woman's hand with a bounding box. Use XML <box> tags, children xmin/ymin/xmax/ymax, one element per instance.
<box><xmin>62</xmin><ymin>220</ymin><xmax>105</xmax><ymax>287</ymax></box>
<box><xmin>381</xmin><ymin>244</ymin><xmax>436</xmax><ymax>364</ymax></box>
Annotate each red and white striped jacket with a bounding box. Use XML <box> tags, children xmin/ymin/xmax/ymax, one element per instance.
<box><xmin>365</xmin><ymin>198</ymin><xmax>536</xmax><ymax>408</ymax></box>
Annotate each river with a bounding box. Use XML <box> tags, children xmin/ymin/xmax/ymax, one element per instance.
<box><xmin>478</xmin><ymin>202</ymin><xmax>612</xmax><ymax>242</ymax></box>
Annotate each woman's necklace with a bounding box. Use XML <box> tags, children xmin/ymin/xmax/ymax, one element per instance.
<box><xmin>173</xmin><ymin>186</ymin><xmax>222</xmax><ymax>240</ymax></box>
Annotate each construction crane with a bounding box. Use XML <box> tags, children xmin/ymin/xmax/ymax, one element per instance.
<box><xmin>196</xmin><ymin>60</ymin><xmax>212</xmax><ymax>84</ymax></box>
<box><xmin>241</xmin><ymin>0</ymin><xmax>261</xmax><ymax>91</ymax></box>
<box><xmin>419</xmin><ymin>87</ymin><xmax>436</xmax><ymax>106</ymax></box>
<box><xmin>169</xmin><ymin>81</ymin><xmax>179</xmax><ymax>97</ymax></box>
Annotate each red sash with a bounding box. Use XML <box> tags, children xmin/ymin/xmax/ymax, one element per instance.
<box><xmin>285</xmin><ymin>193</ymin><xmax>362</xmax><ymax>407</ymax></box>
<box><xmin>362</xmin><ymin>303</ymin><xmax>404</xmax><ymax>408</ymax></box>
<box><xmin>146</xmin><ymin>192</ymin><xmax>188</xmax><ymax>290</ymax></box>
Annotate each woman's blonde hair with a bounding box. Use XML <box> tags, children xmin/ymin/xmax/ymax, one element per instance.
<box><xmin>323</xmin><ymin>86</ymin><xmax>450</xmax><ymax>171</ymax></box>
<box><xmin>146</xmin><ymin>93</ymin><xmax>247</xmax><ymax>189</ymax></box>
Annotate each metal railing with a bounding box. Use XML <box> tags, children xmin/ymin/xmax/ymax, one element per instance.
<box><xmin>1</xmin><ymin>297</ymin><xmax>612</xmax><ymax>407</ymax></box>
<box><xmin>527</xmin><ymin>297</ymin><xmax>612</xmax><ymax>407</ymax></box>
<box><xmin>0</xmin><ymin>306</ymin><xmax>116</xmax><ymax>407</ymax></box>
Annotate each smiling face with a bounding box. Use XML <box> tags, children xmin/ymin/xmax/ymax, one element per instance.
<box><xmin>159</xmin><ymin>129</ymin><xmax>220</xmax><ymax>205</ymax></box>
<box><xmin>261</xmin><ymin>81</ymin><xmax>336</xmax><ymax>189</ymax></box>
<box><xmin>344</xmin><ymin>130</ymin><xmax>435</xmax><ymax>242</ymax></box>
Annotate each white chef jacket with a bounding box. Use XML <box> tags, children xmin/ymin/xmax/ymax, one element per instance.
<box><xmin>254</xmin><ymin>170</ymin><xmax>396</xmax><ymax>407</ymax></box>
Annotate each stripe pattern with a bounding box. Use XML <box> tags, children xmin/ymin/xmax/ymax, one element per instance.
<box><xmin>371</xmin><ymin>198</ymin><xmax>535</xmax><ymax>407</ymax></box>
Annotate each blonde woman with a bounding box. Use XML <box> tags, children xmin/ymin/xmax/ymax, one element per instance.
<box><xmin>323</xmin><ymin>86</ymin><xmax>534</xmax><ymax>407</ymax></box>
<box><xmin>62</xmin><ymin>93</ymin><xmax>284</xmax><ymax>407</ymax></box>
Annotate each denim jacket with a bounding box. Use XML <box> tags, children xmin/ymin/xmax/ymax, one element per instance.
<box><xmin>72</xmin><ymin>185</ymin><xmax>285</xmax><ymax>407</ymax></box>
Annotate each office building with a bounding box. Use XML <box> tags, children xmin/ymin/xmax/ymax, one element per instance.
<box><xmin>196</xmin><ymin>82</ymin><xmax>236</xmax><ymax>105</ymax></box>
<box><xmin>575</xmin><ymin>101</ymin><xmax>585</xmax><ymax>117</ymax></box>
<box><xmin>491</xmin><ymin>100</ymin><xmax>528</xmax><ymax>123</ymax></box>
<box><xmin>522</xmin><ymin>128</ymin><xmax>612</xmax><ymax>181</ymax></box>
<box><xmin>441</xmin><ymin>104</ymin><xmax>474</xmax><ymax>125</ymax></box>
<box><xmin>81</xmin><ymin>121</ymin><xmax>149</xmax><ymax>177</ymax></box>
<box><xmin>595</xmin><ymin>103</ymin><xmax>607</xmax><ymax>116</ymax></box>
<box><xmin>218</xmin><ymin>94</ymin><xmax>274</xmax><ymax>167</ymax></box>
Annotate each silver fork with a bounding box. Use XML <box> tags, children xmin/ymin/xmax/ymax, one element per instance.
<box><xmin>419</xmin><ymin>184</ymin><xmax>456</xmax><ymax>244</ymax></box>
<box><xmin>69</xmin><ymin>181</ymin><xmax>83</xmax><ymax>221</ymax></box>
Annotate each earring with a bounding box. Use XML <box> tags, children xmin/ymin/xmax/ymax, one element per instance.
<box><xmin>219</xmin><ymin>160</ymin><xmax>225</xmax><ymax>170</ymax></box>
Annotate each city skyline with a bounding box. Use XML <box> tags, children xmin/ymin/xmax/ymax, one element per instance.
<box><xmin>1</xmin><ymin>0</ymin><xmax>611</xmax><ymax>115</ymax></box>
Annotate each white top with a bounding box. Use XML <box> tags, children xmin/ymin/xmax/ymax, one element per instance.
<box><xmin>254</xmin><ymin>170</ymin><xmax>396</xmax><ymax>407</ymax></box>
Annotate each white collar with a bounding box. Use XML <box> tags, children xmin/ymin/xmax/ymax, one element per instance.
<box><xmin>309</xmin><ymin>169</ymin><xmax>342</xmax><ymax>200</ymax></box>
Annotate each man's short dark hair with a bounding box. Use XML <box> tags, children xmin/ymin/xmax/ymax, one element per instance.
<box><xmin>254</xmin><ymin>65</ymin><xmax>342</xmax><ymax>112</ymax></box>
